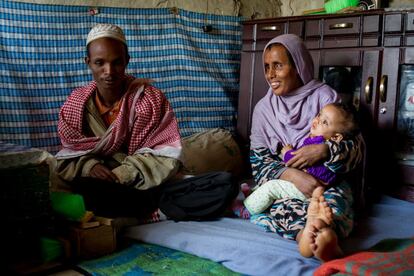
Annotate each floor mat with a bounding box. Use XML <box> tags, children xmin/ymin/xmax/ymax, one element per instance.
<box><xmin>78</xmin><ymin>242</ymin><xmax>240</xmax><ymax>275</ymax></box>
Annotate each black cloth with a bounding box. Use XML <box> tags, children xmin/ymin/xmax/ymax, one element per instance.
<box><xmin>70</xmin><ymin>177</ymin><xmax>161</xmax><ymax>218</ymax></box>
<box><xmin>158</xmin><ymin>171</ymin><xmax>238</xmax><ymax>221</ymax></box>
<box><xmin>71</xmin><ymin>171</ymin><xmax>238</xmax><ymax>221</ymax></box>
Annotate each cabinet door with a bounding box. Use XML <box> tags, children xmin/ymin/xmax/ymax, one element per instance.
<box><xmin>362</xmin><ymin>47</ymin><xmax>414</xmax><ymax>201</ymax></box>
<box><xmin>380</xmin><ymin>48</ymin><xmax>414</xmax><ymax>189</ymax></box>
<box><xmin>311</xmin><ymin>49</ymin><xmax>363</xmax><ymax>108</ymax></box>
<box><xmin>237</xmin><ymin>51</ymin><xmax>255</xmax><ymax>145</ymax></box>
<box><xmin>360</xmin><ymin>50</ymin><xmax>382</xmax><ymax>126</ymax></box>
<box><xmin>237</xmin><ymin>50</ymin><xmax>269</xmax><ymax>145</ymax></box>
<box><xmin>377</xmin><ymin>48</ymin><xmax>400</xmax><ymax>130</ymax></box>
<box><xmin>311</xmin><ymin>48</ymin><xmax>383</xmax><ymax>130</ymax></box>
<box><xmin>312</xmin><ymin>48</ymin><xmax>382</xmax><ymax>206</ymax></box>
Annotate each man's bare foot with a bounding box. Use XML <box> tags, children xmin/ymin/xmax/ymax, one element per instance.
<box><xmin>298</xmin><ymin>187</ymin><xmax>333</xmax><ymax>258</ymax></box>
<box><xmin>310</xmin><ymin>227</ymin><xmax>343</xmax><ymax>262</ymax></box>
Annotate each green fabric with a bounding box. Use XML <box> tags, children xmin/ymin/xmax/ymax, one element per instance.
<box><xmin>79</xmin><ymin>242</ymin><xmax>240</xmax><ymax>275</ymax></box>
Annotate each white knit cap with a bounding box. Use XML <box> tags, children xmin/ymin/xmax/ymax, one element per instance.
<box><xmin>86</xmin><ymin>24</ymin><xmax>127</xmax><ymax>46</ymax></box>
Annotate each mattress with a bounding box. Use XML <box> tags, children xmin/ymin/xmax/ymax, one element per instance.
<box><xmin>125</xmin><ymin>195</ymin><xmax>414</xmax><ymax>275</ymax></box>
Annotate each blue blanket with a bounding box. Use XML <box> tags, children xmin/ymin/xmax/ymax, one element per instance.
<box><xmin>125</xmin><ymin>196</ymin><xmax>414</xmax><ymax>276</ymax></box>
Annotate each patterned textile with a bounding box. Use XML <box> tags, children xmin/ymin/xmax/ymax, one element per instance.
<box><xmin>251</xmin><ymin>181</ymin><xmax>354</xmax><ymax>240</ymax></box>
<box><xmin>0</xmin><ymin>1</ymin><xmax>241</xmax><ymax>153</ymax></box>
<box><xmin>78</xmin><ymin>242</ymin><xmax>240</xmax><ymax>276</ymax></box>
<box><xmin>315</xmin><ymin>238</ymin><xmax>414</xmax><ymax>276</ymax></box>
<box><xmin>325</xmin><ymin>133</ymin><xmax>365</xmax><ymax>174</ymax></box>
<box><xmin>57</xmin><ymin>77</ymin><xmax>181</xmax><ymax>158</ymax></box>
<box><xmin>250</xmin><ymin>147</ymin><xmax>286</xmax><ymax>186</ymax></box>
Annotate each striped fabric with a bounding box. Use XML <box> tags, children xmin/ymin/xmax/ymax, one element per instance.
<box><xmin>0</xmin><ymin>0</ymin><xmax>242</xmax><ymax>153</ymax></box>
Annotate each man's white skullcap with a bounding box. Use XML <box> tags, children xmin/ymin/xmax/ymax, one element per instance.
<box><xmin>86</xmin><ymin>24</ymin><xmax>127</xmax><ymax>46</ymax></box>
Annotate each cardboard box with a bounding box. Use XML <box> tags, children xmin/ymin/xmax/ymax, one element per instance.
<box><xmin>69</xmin><ymin>224</ymin><xmax>116</xmax><ymax>260</ymax></box>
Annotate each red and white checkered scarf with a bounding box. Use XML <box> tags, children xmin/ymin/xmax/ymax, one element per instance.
<box><xmin>56</xmin><ymin>77</ymin><xmax>182</xmax><ymax>160</ymax></box>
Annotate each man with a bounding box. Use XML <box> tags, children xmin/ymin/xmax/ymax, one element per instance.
<box><xmin>55</xmin><ymin>24</ymin><xmax>182</xmax><ymax>219</ymax></box>
<box><xmin>56</xmin><ymin>24</ymin><xmax>238</xmax><ymax>224</ymax></box>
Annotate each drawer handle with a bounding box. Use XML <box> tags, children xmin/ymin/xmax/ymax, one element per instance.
<box><xmin>365</xmin><ymin>76</ymin><xmax>373</xmax><ymax>104</ymax></box>
<box><xmin>329</xmin><ymin>23</ymin><xmax>353</xmax><ymax>29</ymax></box>
<box><xmin>379</xmin><ymin>75</ymin><xmax>388</xmax><ymax>102</ymax></box>
<box><xmin>261</xmin><ymin>26</ymin><xmax>280</xmax><ymax>31</ymax></box>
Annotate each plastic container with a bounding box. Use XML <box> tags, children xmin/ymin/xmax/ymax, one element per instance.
<box><xmin>50</xmin><ymin>192</ymin><xmax>86</xmax><ymax>221</ymax></box>
<box><xmin>39</xmin><ymin>237</ymin><xmax>63</xmax><ymax>262</ymax></box>
<box><xmin>324</xmin><ymin>0</ymin><xmax>359</xmax><ymax>13</ymax></box>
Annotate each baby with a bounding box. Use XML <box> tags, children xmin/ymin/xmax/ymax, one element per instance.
<box><xmin>243</xmin><ymin>102</ymin><xmax>360</xmax><ymax>216</ymax></box>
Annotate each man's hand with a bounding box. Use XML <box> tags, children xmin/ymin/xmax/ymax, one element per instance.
<box><xmin>280</xmin><ymin>168</ymin><xmax>321</xmax><ymax>198</ymax></box>
<box><xmin>284</xmin><ymin>143</ymin><xmax>329</xmax><ymax>169</ymax></box>
<box><xmin>89</xmin><ymin>163</ymin><xmax>119</xmax><ymax>183</ymax></box>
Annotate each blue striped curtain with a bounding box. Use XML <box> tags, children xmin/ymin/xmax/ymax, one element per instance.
<box><xmin>0</xmin><ymin>1</ymin><xmax>242</xmax><ymax>153</ymax></box>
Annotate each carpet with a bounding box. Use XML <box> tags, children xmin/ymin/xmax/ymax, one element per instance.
<box><xmin>78</xmin><ymin>242</ymin><xmax>240</xmax><ymax>275</ymax></box>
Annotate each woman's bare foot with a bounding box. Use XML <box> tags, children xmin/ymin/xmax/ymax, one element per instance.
<box><xmin>310</xmin><ymin>227</ymin><xmax>343</xmax><ymax>262</ymax></box>
<box><xmin>309</xmin><ymin>187</ymin><xmax>333</xmax><ymax>226</ymax></box>
<box><xmin>298</xmin><ymin>218</ymin><xmax>327</xmax><ymax>257</ymax></box>
<box><xmin>298</xmin><ymin>187</ymin><xmax>333</xmax><ymax>258</ymax></box>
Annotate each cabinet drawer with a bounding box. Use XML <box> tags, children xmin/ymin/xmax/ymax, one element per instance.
<box><xmin>406</xmin><ymin>35</ymin><xmax>414</xmax><ymax>46</ymax></box>
<box><xmin>305</xmin><ymin>19</ymin><xmax>321</xmax><ymax>37</ymax></box>
<box><xmin>384</xmin><ymin>35</ymin><xmax>402</xmax><ymax>47</ymax></box>
<box><xmin>384</xmin><ymin>13</ymin><xmax>403</xmax><ymax>33</ymax></box>
<box><xmin>404</xmin><ymin>48</ymin><xmax>414</xmax><ymax>63</ymax></box>
<box><xmin>256</xmin><ymin>22</ymin><xmax>285</xmax><ymax>40</ymax></box>
<box><xmin>241</xmin><ymin>42</ymin><xmax>254</xmax><ymax>51</ymax></box>
<box><xmin>406</xmin><ymin>12</ymin><xmax>414</xmax><ymax>32</ymax></box>
<box><xmin>323</xmin><ymin>37</ymin><xmax>359</xmax><ymax>48</ymax></box>
<box><xmin>242</xmin><ymin>24</ymin><xmax>255</xmax><ymax>41</ymax></box>
<box><xmin>363</xmin><ymin>15</ymin><xmax>381</xmax><ymax>33</ymax></box>
<box><xmin>362</xmin><ymin>36</ymin><xmax>381</xmax><ymax>47</ymax></box>
<box><xmin>323</xmin><ymin>16</ymin><xmax>360</xmax><ymax>36</ymax></box>
<box><xmin>287</xmin><ymin>21</ymin><xmax>304</xmax><ymax>37</ymax></box>
<box><xmin>304</xmin><ymin>39</ymin><xmax>320</xmax><ymax>49</ymax></box>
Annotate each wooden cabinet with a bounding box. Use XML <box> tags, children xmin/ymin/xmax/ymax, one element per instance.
<box><xmin>237</xmin><ymin>9</ymin><xmax>414</xmax><ymax>203</ymax></box>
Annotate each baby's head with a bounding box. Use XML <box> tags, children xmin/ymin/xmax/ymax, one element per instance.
<box><xmin>310</xmin><ymin>102</ymin><xmax>359</xmax><ymax>142</ymax></box>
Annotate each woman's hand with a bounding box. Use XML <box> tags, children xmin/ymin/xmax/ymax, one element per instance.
<box><xmin>284</xmin><ymin>143</ymin><xmax>329</xmax><ymax>169</ymax></box>
<box><xmin>89</xmin><ymin>163</ymin><xmax>119</xmax><ymax>183</ymax></box>
<box><xmin>280</xmin><ymin>167</ymin><xmax>321</xmax><ymax>198</ymax></box>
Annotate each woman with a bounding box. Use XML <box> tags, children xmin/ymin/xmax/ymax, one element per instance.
<box><xmin>249</xmin><ymin>34</ymin><xmax>363</xmax><ymax>261</ymax></box>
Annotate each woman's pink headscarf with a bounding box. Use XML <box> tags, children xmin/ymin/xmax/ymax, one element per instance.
<box><xmin>250</xmin><ymin>34</ymin><xmax>339</xmax><ymax>153</ymax></box>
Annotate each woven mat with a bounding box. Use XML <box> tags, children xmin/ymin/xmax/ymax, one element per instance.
<box><xmin>78</xmin><ymin>242</ymin><xmax>240</xmax><ymax>275</ymax></box>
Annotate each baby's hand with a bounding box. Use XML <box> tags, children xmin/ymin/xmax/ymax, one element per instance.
<box><xmin>281</xmin><ymin>144</ymin><xmax>293</xmax><ymax>156</ymax></box>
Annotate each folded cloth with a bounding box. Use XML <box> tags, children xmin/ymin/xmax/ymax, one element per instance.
<box><xmin>314</xmin><ymin>237</ymin><xmax>414</xmax><ymax>276</ymax></box>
